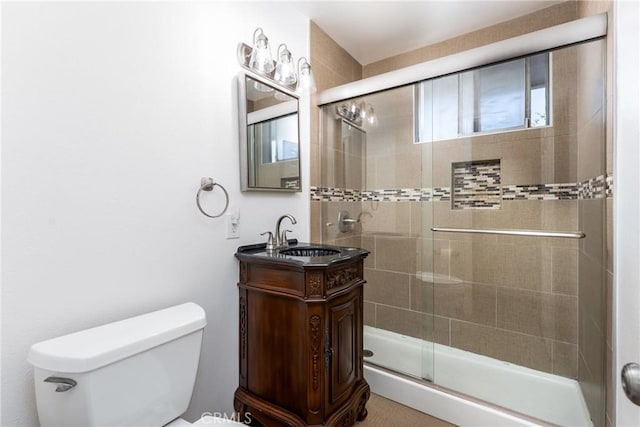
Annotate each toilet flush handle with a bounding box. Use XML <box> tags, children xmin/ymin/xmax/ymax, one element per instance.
<box><xmin>44</xmin><ymin>376</ymin><xmax>77</xmax><ymax>392</ymax></box>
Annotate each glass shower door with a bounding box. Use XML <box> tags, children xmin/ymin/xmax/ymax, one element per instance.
<box><xmin>319</xmin><ymin>85</ymin><xmax>435</xmax><ymax>384</ymax></box>
<box><xmin>422</xmin><ymin>39</ymin><xmax>606</xmax><ymax>426</ymax></box>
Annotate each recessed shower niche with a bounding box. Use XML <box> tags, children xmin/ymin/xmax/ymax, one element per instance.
<box><xmin>451</xmin><ymin>159</ymin><xmax>502</xmax><ymax>210</ymax></box>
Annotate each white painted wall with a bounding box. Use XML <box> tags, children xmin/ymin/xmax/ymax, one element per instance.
<box><xmin>1</xmin><ymin>3</ymin><xmax>310</xmax><ymax>425</ymax></box>
<box><xmin>614</xmin><ymin>0</ymin><xmax>640</xmax><ymax>425</ymax></box>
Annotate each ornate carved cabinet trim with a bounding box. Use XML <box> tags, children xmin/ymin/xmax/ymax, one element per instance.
<box><xmin>310</xmin><ymin>315</ymin><xmax>321</xmax><ymax>390</ymax></box>
<box><xmin>239</xmin><ymin>261</ymin><xmax>248</xmax><ymax>284</ymax></box>
<box><xmin>238</xmin><ymin>290</ymin><xmax>248</xmax><ymax>388</ymax></box>
<box><xmin>326</xmin><ymin>264</ymin><xmax>361</xmax><ymax>292</ymax></box>
<box><xmin>306</xmin><ymin>272</ymin><xmax>323</xmax><ymax>297</ymax></box>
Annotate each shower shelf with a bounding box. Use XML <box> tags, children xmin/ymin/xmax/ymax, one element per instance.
<box><xmin>431</xmin><ymin>226</ymin><xmax>585</xmax><ymax>239</ymax></box>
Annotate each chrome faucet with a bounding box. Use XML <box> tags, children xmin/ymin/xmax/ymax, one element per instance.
<box><xmin>275</xmin><ymin>214</ymin><xmax>297</xmax><ymax>248</ymax></box>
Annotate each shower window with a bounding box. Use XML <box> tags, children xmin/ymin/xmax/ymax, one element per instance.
<box><xmin>414</xmin><ymin>52</ymin><xmax>550</xmax><ymax>142</ymax></box>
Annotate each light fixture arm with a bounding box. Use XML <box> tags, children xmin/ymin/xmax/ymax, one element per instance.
<box><xmin>253</xmin><ymin>28</ymin><xmax>264</xmax><ymax>44</ymax></box>
<box><xmin>277</xmin><ymin>43</ymin><xmax>287</xmax><ymax>59</ymax></box>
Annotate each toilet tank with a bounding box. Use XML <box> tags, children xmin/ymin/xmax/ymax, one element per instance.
<box><xmin>28</xmin><ymin>302</ymin><xmax>207</xmax><ymax>427</ymax></box>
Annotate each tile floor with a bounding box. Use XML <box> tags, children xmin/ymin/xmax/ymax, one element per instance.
<box><xmin>357</xmin><ymin>393</ymin><xmax>455</xmax><ymax>426</ymax></box>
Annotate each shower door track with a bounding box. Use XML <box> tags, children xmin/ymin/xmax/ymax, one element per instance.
<box><xmin>431</xmin><ymin>226</ymin><xmax>585</xmax><ymax>239</ymax></box>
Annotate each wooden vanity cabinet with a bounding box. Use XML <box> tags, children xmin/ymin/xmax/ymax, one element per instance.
<box><xmin>234</xmin><ymin>250</ymin><xmax>370</xmax><ymax>427</ymax></box>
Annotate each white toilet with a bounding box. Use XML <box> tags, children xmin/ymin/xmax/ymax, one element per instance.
<box><xmin>27</xmin><ymin>302</ymin><xmax>244</xmax><ymax>426</ymax></box>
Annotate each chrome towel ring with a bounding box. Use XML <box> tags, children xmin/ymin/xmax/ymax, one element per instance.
<box><xmin>196</xmin><ymin>177</ymin><xmax>229</xmax><ymax>218</ymax></box>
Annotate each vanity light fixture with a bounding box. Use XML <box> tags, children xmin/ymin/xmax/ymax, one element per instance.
<box><xmin>296</xmin><ymin>57</ymin><xmax>315</xmax><ymax>94</ymax></box>
<box><xmin>274</xmin><ymin>44</ymin><xmax>297</xmax><ymax>85</ymax></box>
<box><xmin>238</xmin><ymin>28</ymin><xmax>314</xmax><ymax>94</ymax></box>
<box><xmin>248</xmin><ymin>28</ymin><xmax>275</xmax><ymax>75</ymax></box>
<box><xmin>336</xmin><ymin>100</ymin><xmax>377</xmax><ymax>127</ymax></box>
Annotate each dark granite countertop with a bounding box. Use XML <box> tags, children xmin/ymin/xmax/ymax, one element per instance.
<box><xmin>235</xmin><ymin>239</ymin><xmax>369</xmax><ymax>267</ymax></box>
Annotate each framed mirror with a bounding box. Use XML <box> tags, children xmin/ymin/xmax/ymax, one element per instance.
<box><xmin>238</xmin><ymin>72</ymin><xmax>301</xmax><ymax>192</ymax></box>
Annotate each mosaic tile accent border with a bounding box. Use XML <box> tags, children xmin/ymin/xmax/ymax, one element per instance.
<box><xmin>310</xmin><ymin>175</ymin><xmax>613</xmax><ymax>204</ymax></box>
<box><xmin>310</xmin><ymin>175</ymin><xmax>614</xmax><ymax>203</ymax></box>
<box><xmin>502</xmin><ymin>183</ymin><xmax>579</xmax><ymax>200</ymax></box>
<box><xmin>606</xmin><ymin>174</ymin><xmax>613</xmax><ymax>197</ymax></box>
<box><xmin>578</xmin><ymin>175</ymin><xmax>606</xmax><ymax>199</ymax></box>
<box><xmin>452</xmin><ymin>160</ymin><xmax>501</xmax><ymax>210</ymax></box>
<box><xmin>310</xmin><ymin>187</ymin><xmax>452</xmax><ymax>202</ymax></box>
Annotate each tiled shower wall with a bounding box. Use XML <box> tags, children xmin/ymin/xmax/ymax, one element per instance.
<box><xmin>318</xmin><ymin>39</ymin><xmax>607</xmax><ymax>375</ymax></box>
<box><xmin>312</xmin><ymin>2</ymin><xmax>612</xmax><ymax>426</ymax></box>
<box><xmin>309</xmin><ymin>22</ymin><xmax>362</xmax><ymax>244</ymax></box>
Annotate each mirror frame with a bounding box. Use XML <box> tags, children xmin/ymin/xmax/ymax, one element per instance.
<box><xmin>238</xmin><ymin>71</ymin><xmax>301</xmax><ymax>192</ymax></box>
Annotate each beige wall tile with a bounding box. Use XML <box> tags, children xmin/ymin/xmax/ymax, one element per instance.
<box><xmin>553</xmin><ymin>133</ymin><xmax>578</xmax><ymax>183</ymax></box>
<box><xmin>373</xmin><ymin>151</ymin><xmax>422</xmax><ymax>189</ymax></box>
<box><xmin>376</xmin><ymin>305</ymin><xmax>432</xmax><ymax>340</ymax></box>
<box><xmin>580</xmin><ymin>198</ymin><xmax>605</xmax><ymax>262</ymax></box>
<box><xmin>410</xmin><ymin>276</ymin><xmax>434</xmax><ymax>314</ymax></box>
<box><xmin>551</xmin><ymin>46</ymin><xmax>578</xmax><ymax>137</ymax></box>
<box><xmin>434</xmin><ymin>316</ymin><xmax>451</xmax><ymax>346</ymax></box>
<box><xmin>495</xmin><ymin>244</ymin><xmax>550</xmax><ymax>292</ymax></box>
<box><xmin>321</xmin><ymin>201</ymin><xmax>361</xmax><ymax>242</ymax></box>
<box><xmin>552</xmin><ymin>246</ymin><xmax>579</xmax><ymax>295</ymax></box>
<box><xmin>450</xmin><ymin>320</ymin><xmax>554</xmax><ymax>373</ymax></box>
<box><xmin>361</xmin><ymin>235</ymin><xmax>375</xmax><ymax>269</ymax></box>
<box><xmin>579</xmin><ymin>339</ymin><xmax>606</xmax><ymax>426</ymax></box>
<box><xmin>312</xmin><ymin>60</ymin><xmax>338</xmax><ymax>93</ymax></box>
<box><xmin>542</xmin><ymin>199</ymin><xmax>579</xmax><ymax>231</ymax></box>
<box><xmin>364</xmin><ymin>268</ymin><xmax>411</xmax><ymax>309</ymax></box>
<box><xmin>310</xmin><ymin>200</ymin><xmax>322</xmax><ymax>243</ymax></box>
<box><xmin>579</xmin><ymin>251</ymin><xmax>604</xmax><ymax>334</ymax></box>
<box><xmin>374</xmin><ymin>235</ymin><xmax>419</xmax><ymax>274</ymax></box>
<box><xmin>321</xmin><ymin>146</ymin><xmax>345</xmax><ymax>188</ymax></box>
<box><xmin>577</xmin><ymin>0</ymin><xmax>611</xmax><ymax>17</ymax></box>
<box><xmin>497</xmin><ymin>287</ymin><xmax>577</xmax><ymax>343</ymax></box>
<box><xmin>466</xmin><ymin>201</ymin><xmax>536</xmax><ymax>231</ymax></box>
<box><xmin>577</xmin><ymin>110</ymin><xmax>606</xmax><ymax>182</ymax></box>
<box><xmin>331</xmin><ymin>234</ymin><xmax>363</xmax><ymax>248</ymax></box>
<box><xmin>576</xmin><ymin>39</ymin><xmax>606</xmax><ymax>129</ymax></box>
<box><xmin>360</xmin><ymin>202</ymin><xmax>411</xmax><ymax>235</ymax></box>
<box><xmin>362</xmin><ymin>2</ymin><xmax>577</xmax><ymax>76</ymax></box>
<box><xmin>310</xmin><ymin>21</ymin><xmax>362</xmax><ymax>84</ymax></box>
<box><xmin>553</xmin><ymin>340</ymin><xmax>578</xmax><ymax>378</ymax></box>
<box><xmin>310</xmin><ymin>141</ymin><xmax>321</xmax><ymax>187</ymax></box>
<box><xmin>432</xmin><ymin>201</ymin><xmax>476</xmax><ymax>231</ymax></box>
<box><xmin>434</xmin><ymin>282</ymin><xmax>497</xmax><ymax>327</ymax></box>
<box><xmin>364</xmin><ymin>301</ymin><xmax>375</xmax><ymax>326</ymax></box>
<box><xmin>410</xmin><ymin>202</ymin><xmax>431</xmax><ymax>236</ymax></box>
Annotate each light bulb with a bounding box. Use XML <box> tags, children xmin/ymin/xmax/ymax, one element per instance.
<box><xmin>248</xmin><ymin>28</ymin><xmax>274</xmax><ymax>75</ymax></box>
<box><xmin>367</xmin><ymin>106</ymin><xmax>377</xmax><ymax>126</ymax></box>
<box><xmin>296</xmin><ymin>57</ymin><xmax>315</xmax><ymax>94</ymax></box>
<box><xmin>359</xmin><ymin>102</ymin><xmax>368</xmax><ymax>119</ymax></box>
<box><xmin>274</xmin><ymin>44</ymin><xmax>297</xmax><ymax>85</ymax></box>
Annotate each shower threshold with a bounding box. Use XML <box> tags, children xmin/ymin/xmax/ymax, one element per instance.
<box><xmin>363</xmin><ymin>326</ymin><xmax>592</xmax><ymax>427</ymax></box>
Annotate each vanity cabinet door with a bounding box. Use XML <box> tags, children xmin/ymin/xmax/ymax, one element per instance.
<box><xmin>326</xmin><ymin>286</ymin><xmax>363</xmax><ymax>412</ymax></box>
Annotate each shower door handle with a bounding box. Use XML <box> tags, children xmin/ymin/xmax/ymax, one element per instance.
<box><xmin>622</xmin><ymin>363</ymin><xmax>640</xmax><ymax>406</ymax></box>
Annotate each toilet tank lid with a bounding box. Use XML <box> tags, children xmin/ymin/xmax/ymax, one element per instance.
<box><xmin>28</xmin><ymin>302</ymin><xmax>207</xmax><ymax>374</ymax></box>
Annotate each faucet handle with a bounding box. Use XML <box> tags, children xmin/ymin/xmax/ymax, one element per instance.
<box><xmin>260</xmin><ymin>231</ymin><xmax>276</xmax><ymax>252</ymax></box>
<box><xmin>281</xmin><ymin>230</ymin><xmax>293</xmax><ymax>247</ymax></box>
